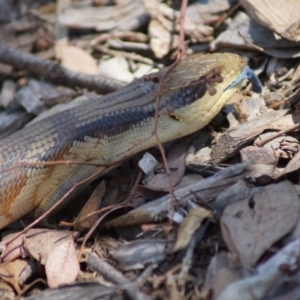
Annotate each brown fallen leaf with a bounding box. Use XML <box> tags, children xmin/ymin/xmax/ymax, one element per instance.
<box><xmin>0</xmin><ymin>233</ymin><xmax>27</xmax><ymax>263</ymax></box>
<box><xmin>0</xmin><ymin>259</ymin><xmax>29</xmax><ymax>294</ymax></box>
<box><xmin>173</xmin><ymin>207</ymin><xmax>213</xmax><ymax>252</ymax></box>
<box><xmin>221</xmin><ymin>181</ymin><xmax>300</xmax><ymax>267</ymax></box>
<box><xmin>145</xmin><ymin>139</ymin><xmax>188</xmax><ymax>192</ymax></box>
<box><xmin>55</xmin><ymin>44</ymin><xmax>98</xmax><ymax>75</ymax></box>
<box><xmin>25</xmin><ymin>229</ymin><xmax>78</xmax><ymax>265</ymax></box>
<box><xmin>74</xmin><ymin>180</ymin><xmax>106</xmax><ymax>229</ymax></box>
<box><xmin>45</xmin><ymin>238</ymin><xmax>79</xmax><ymax>288</ymax></box>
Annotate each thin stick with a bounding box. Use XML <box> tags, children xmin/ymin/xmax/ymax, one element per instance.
<box><xmin>0</xmin><ymin>44</ymin><xmax>124</xmax><ymax>94</ymax></box>
<box><xmin>256</xmin><ymin>124</ymin><xmax>300</xmax><ymax>147</ymax></box>
<box><xmin>151</xmin><ymin>0</ymin><xmax>188</xmax><ymax>208</ymax></box>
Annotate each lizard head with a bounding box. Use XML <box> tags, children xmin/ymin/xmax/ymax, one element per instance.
<box><xmin>161</xmin><ymin>53</ymin><xmax>261</xmax><ymax>131</ymax></box>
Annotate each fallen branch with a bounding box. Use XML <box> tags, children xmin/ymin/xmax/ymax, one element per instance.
<box><xmin>0</xmin><ymin>44</ymin><xmax>125</xmax><ymax>94</ymax></box>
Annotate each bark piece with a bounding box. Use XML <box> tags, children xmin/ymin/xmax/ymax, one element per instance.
<box><xmin>281</xmin><ymin>152</ymin><xmax>300</xmax><ymax>177</ymax></box>
<box><xmin>212</xmin><ymin>11</ymin><xmax>300</xmax><ymax>58</ymax></box>
<box><xmin>0</xmin><ymin>105</ymin><xmax>32</xmax><ymax>139</ymax></box>
<box><xmin>211</xmin><ymin>109</ymin><xmax>288</xmax><ymax>163</ymax></box>
<box><xmin>218</xmin><ymin>272</ymin><xmax>286</xmax><ymax>300</ymax></box>
<box><xmin>213</xmin><ymin>180</ymin><xmax>252</xmax><ymax>213</ymax></box>
<box><xmin>144</xmin><ymin>0</ymin><xmax>213</xmax><ymax>58</ymax></box>
<box><xmin>202</xmin><ymin>252</ymin><xmax>242</xmax><ymax>299</ymax></box>
<box><xmin>111</xmin><ymin>240</ymin><xmax>167</xmax><ymax>270</ymax></box>
<box><xmin>106</xmin><ymin>163</ymin><xmax>252</xmax><ymax>227</ymax></box>
<box><xmin>258</xmin><ymin>238</ymin><xmax>300</xmax><ymax>275</ymax></box>
<box><xmin>25</xmin><ymin>284</ymin><xmax>122</xmax><ymax>300</ymax></box>
<box><xmin>241</xmin><ymin>0</ymin><xmax>300</xmax><ymax>42</ymax></box>
<box><xmin>15</xmin><ymin>79</ymin><xmax>61</xmax><ymax>115</ymax></box>
<box><xmin>240</xmin><ymin>145</ymin><xmax>277</xmax><ymax>183</ymax></box>
<box><xmin>59</xmin><ymin>0</ymin><xmax>149</xmax><ymax>32</ymax></box>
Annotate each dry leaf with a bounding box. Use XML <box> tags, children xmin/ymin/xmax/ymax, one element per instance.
<box><xmin>98</xmin><ymin>56</ymin><xmax>134</xmax><ymax>83</ymax></box>
<box><xmin>148</xmin><ymin>19</ymin><xmax>179</xmax><ymax>59</ymax></box>
<box><xmin>173</xmin><ymin>207</ymin><xmax>213</xmax><ymax>252</ymax></box>
<box><xmin>145</xmin><ymin>139</ymin><xmax>188</xmax><ymax>192</ymax></box>
<box><xmin>75</xmin><ymin>180</ymin><xmax>106</xmax><ymax>229</ymax></box>
<box><xmin>221</xmin><ymin>181</ymin><xmax>300</xmax><ymax>266</ymax></box>
<box><xmin>25</xmin><ymin>229</ymin><xmax>76</xmax><ymax>265</ymax></box>
<box><xmin>0</xmin><ymin>259</ymin><xmax>29</xmax><ymax>294</ymax></box>
<box><xmin>0</xmin><ymin>233</ymin><xmax>27</xmax><ymax>263</ymax></box>
<box><xmin>55</xmin><ymin>44</ymin><xmax>98</xmax><ymax>75</ymax></box>
<box><xmin>45</xmin><ymin>238</ymin><xmax>79</xmax><ymax>288</ymax></box>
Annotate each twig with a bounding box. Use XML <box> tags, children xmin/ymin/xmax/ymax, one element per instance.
<box><xmin>151</xmin><ymin>0</ymin><xmax>188</xmax><ymax>209</ymax></box>
<box><xmin>90</xmin><ymin>31</ymin><xmax>149</xmax><ymax>45</ymax></box>
<box><xmin>78</xmin><ymin>204</ymin><xmax>127</xmax><ymax>259</ymax></box>
<box><xmin>255</xmin><ymin>124</ymin><xmax>300</xmax><ymax>147</ymax></box>
<box><xmin>94</xmin><ymin>44</ymin><xmax>160</xmax><ymax>67</ymax></box>
<box><xmin>214</xmin><ymin>2</ymin><xmax>241</xmax><ymax>29</ymax></box>
<box><xmin>177</xmin><ymin>0</ymin><xmax>188</xmax><ymax>58</ymax></box>
<box><xmin>237</xmin><ymin>31</ymin><xmax>264</xmax><ymax>52</ymax></box>
<box><xmin>0</xmin><ymin>44</ymin><xmax>125</xmax><ymax>94</ymax></box>
<box><xmin>87</xmin><ymin>253</ymin><xmax>152</xmax><ymax>300</ymax></box>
